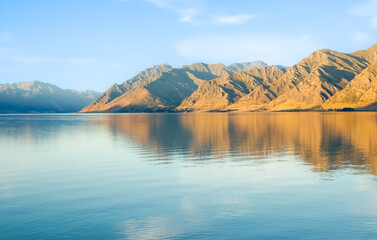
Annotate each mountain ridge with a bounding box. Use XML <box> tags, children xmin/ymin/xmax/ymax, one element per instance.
<box><xmin>77</xmin><ymin>44</ymin><xmax>377</xmax><ymax>112</ymax></box>
<box><xmin>81</xmin><ymin>60</ymin><xmax>268</xmax><ymax>112</ymax></box>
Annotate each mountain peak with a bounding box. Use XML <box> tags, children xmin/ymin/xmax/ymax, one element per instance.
<box><xmin>362</xmin><ymin>43</ymin><xmax>377</xmax><ymax>55</ymax></box>
<box><xmin>307</xmin><ymin>48</ymin><xmax>335</xmax><ymax>57</ymax></box>
<box><xmin>298</xmin><ymin>48</ymin><xmax>355</xmax><ymax>68</ymax></box>
<box><xmin>141</xmin><ymin>63</ymin><xmax>173</xmax><ymax>73</ymax></box>
<box><xmin>351</xmin><ymin>44</ymin><xmax>377</xmax><ymax>62</ymax></box>
<box><xmin>14</xmin><ymin>80</ymin><xmax>45</xmax><ymax>90</ymax></box>
<box><xmin>125</xmin><ymin>63</ymin><xmax>173</xmax><ymax>85</ymax></box>
<box><xmin>146</xmin><ymin>63</ymin><xmax>172</xmax><ymax>72</ymax></box>
<box><xmin>157</xmin><ymin>63</ymin><xmax>173</xmax><ymax>69</ymax></box>
<box><xmin>182</xmin><ymin>62</ymin><xmax>231</xmax><ymax>76</ymax></box>
<box><xmin>228</xmin><ymin>61</ymin><xmax>268</xmax><ymax>71</ymax></box>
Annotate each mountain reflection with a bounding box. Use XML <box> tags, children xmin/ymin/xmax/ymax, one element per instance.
<box><xmin>97</xmin><ymin>113</ymin><xmax>377</xmax><ymax>174</ymax></box>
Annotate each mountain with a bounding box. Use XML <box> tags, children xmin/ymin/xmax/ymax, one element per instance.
<box><xmin>177</xmin><ymin>66</ymin><xmax>286</xmax><ymax>111</ymax></box>
<box><xmin>81</xmin><ymin>44</ymin><xmax>377</xmax><ymax>113</ymax></box>
<box><xmin>80</xmin><ymin>61</ymin><xmax>266</xmax><ymax>113</ymax></box>
<box><xmin>0</xmin><ymin>81</ymin><xmax>101</xmax><ymax>113</ymax></box>
<box><xmin>179</xmin><ymin>48</ymin><xmax>370</xmax><ymax>112</ymax></box>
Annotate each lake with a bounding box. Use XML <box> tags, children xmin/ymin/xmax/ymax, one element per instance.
<box><xmin>1</xmin><ymin>112</ymin><xmax>377</xmax><ymax>239</ymax></box>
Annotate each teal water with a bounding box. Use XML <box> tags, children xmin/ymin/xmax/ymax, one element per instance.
<box><xmin>1</xmin><ymin>113</ymin><xmax>377</xmax><ymax>239</ymax></box>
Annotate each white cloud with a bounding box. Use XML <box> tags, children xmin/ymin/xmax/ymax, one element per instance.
<box><xmin>213</xmin><ymin>14</ymin><xmax>256</xmax><ymax>25</ymax></box>
<box><xmin>371</xmin><ymin>16</ymin><xmax>377</xmax><ymax>28</ymax></box>
<box><xmin>142</xmin><ymin>0</ymin><xmax>199</xmax><ymax>24</ymax></box>
<box><xmin>1</xmin><ymin>55</ymin><xmax>123</xmax><ymax>69</ymax></box>
<box><xmin>177</xmin><ymin>8</ymin><xmax>198</xmax><ymax>23</ymax></box>
<box><xmin>0</xmin><ymin>47</ymin><xmax>19</xmax><ymax>53</ymax></box>
<box><xmin>352</xmin><ymin>32</ymin><xmax>369</xmax><ymax>43</ymax></box>
<box><xmin>9</xmin><ymin>56</ymin><xmax>58</xmax><ymax>64</ymax></box>
<box><xmin>175</xmin><ymin>34</ymin><xmax>321</xmax><ymax>66</ymax></box>
<box><xmin>145</xmin><ymin>0</ymin><xmax>170</xmax><ymax>8</ymax></box>
<box><xmin>350</xmin><ymin>0</ymin><xmax>377</xmax><ymax>28</ymax></box>
<box><xmin>0</xmin><ymin>41</ymin><xmax>123</xmax><ymax>69</ymax></box>
<box><xmin>0</xmin><ymin>32</ymin><xmax>13</xmax><ymax>42</ymax></box>
<box><xmin>68</xmin><ymin>58</ymin><xmax>102</xmax><ymax>67</ymax></box>
<box><xmin>121</xmin><ymin>0</ymin><xmax>255</xmax><ymax>25</ymax></box>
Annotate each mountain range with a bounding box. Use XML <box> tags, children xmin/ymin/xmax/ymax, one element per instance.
<box><xmin>81</xmin><ymin>44</ymin><xmax>377</xmax><ymax>113</ymax></box>
<box><xmin>0</xmin><ymin>81</ymin><xmax>101</xmax><ymax>113</ymax></box>
<box><xmin>1</xmin><ymin>44</ymin><xmax>376</xmax><ymax>113</ymax></box>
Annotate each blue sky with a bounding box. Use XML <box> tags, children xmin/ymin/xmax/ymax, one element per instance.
<box><xmin>0</xmin><ymin>0</ymin><xmax>377</xmax><ymax>91</ymax></box>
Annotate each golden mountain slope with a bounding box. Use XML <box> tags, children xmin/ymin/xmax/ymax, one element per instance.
<box><xmin>81</xmin><ymin>44</ymin><xmax>377</xmax><ymax>112</ymax></box>
<box><xmin>177</xmin><ymin>66</ymin><xmax>285</xmax><ymax>111</ymax></box>
<box><xmin>80</xmin><ymin>61</ymin><xmax>266</xmax><ymax>112</ymax></box>
<box><xmin>267</xmin><ymin>49</ymin><xmax>369</xmax><ymax>110</ymax></box>
<box><xmin>80</xmin><ymin>63</ymin><xmax>172</xmax><ymax>112</ymax></box>
<box><xmin>81</xmin><ymin>63</ymin><xmax>232</xmax><ymax>112</ymax></box>
<box><xmin>178</xmin><ymin>48</ymin><xmax>370</xmax><ymax>111</ymax></box>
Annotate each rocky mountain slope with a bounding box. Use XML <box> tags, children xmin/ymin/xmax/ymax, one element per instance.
<box><xmin>81</xmin><ymin>44</ymin><xmax>377</xmax><ymax>113</ymax></box>
<box><xmin>80</xmin><ymin>61</ymin><xmax>267</xmax><ymax>112</ymax></box>
<box><xmin>0</xmin><ymin>81</ymin><xmax>101</xmax><ymax>113</ymax></box>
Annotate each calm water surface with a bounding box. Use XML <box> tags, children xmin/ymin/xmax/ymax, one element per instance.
<box><xmin>1</xmin><ymin>113</ymin><xmax>377</xmax><ymax>239</ymax></box>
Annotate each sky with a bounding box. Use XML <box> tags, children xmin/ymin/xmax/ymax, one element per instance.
<box><xmin>0</xmin><ymin>0</ymin><xmax>377</xmax><ymax>92</ymax></box>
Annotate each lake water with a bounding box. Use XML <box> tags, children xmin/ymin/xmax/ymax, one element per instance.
<box><xmin>1</xmin><ymin>113</ymin><xmax>377</xmax><ymax>239</ymax></box>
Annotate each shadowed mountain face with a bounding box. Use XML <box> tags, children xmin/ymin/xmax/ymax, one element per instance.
<box><xmin>0</xmin><ymin>81</ymin><xmax>101</xmax><ymax>113</ymax></box>
<box><xmin>81</xmin><ymin>44</ymin><xmax>377</xmax><ymax>113</ymax></box>
<box><xmin>323</xmin><ymin>59</ymin><xmax>377</xmax><ymax>110</ymax></box>
<box><xmin>94</xmin><ymin>113</ymin><xmax>377</xmax><ymax>175</ymax></box>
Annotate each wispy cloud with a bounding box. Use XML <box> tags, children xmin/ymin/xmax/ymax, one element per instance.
<box><xmin>144</xmin><ymin>0</ymin><xmax>170</xmax><ymax>8</ymax></box>
<box><xmin>0</xmin><ymin>32</ymin><xmax>13</xmax><ymax>42</ymax></box>
<box><xmin>213</xmin><ymin>14</ymin><xmax>256</xmax><ymax>25</ymax></box>
<box><xmin>120</xmin><ymin>0</ymin><xmax>255</xmax><ymax>25</ymax></box>
<box><xmin>352</xmin><ymin>32</ymin><xmax>369</xmax><ymax>43</ymax></box>
<box><xmin>175</xmin><ymin>34</ymin><xmax>321</xmax><ymax>66</ymax></box>
<box><xmin>143</xmin><ymin>0</ymin><xmax>199</xmax><ymax>23</ymax></box>
<box><xmin>371</xmin><ymin>17</ymin><xmax>377</xmax><ymax>28</ymax></box>
<box><xmin>1</xmin><ymin>54</ymin><xmax>123</xmax><ymax>69</ymax></box>
<box><xmin>0</xmin><ymin>47</ymin><xmax>20</xmax><ymax>53</ymax></box>
<box><xmin>349</xmin><ymin>0</ymin><xmax>377</xmax><ymax>28</ymax></box>
<box><xmin>177</xmin><ymin>8</ymin><xmax>198</xmax><ymax>23</ymax></box>
<box><xmin>8</xmin><ymin>56</ymin><xmax>57</xmax><ymax>64</ymax></box>
<box><xmin>0</xmin><ymin>31</ymin><xmax>123</xmax><ymax>69</ymax></box>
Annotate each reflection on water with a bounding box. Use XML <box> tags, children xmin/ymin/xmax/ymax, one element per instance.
<box><xmin>1</xmin><ymin>113</ymin><xmax>377</xmax><ymax>239</ymax></box>
<box><xmin>98</xmin><ymin>112</ymin><xmax>377</xmax><ymax>174</ymax></box>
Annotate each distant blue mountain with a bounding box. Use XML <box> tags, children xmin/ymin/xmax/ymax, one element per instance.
<box><xmin>0</xmin><ymin>81</ymin><xmax>101</xmax><ymax>113</ymax></box>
